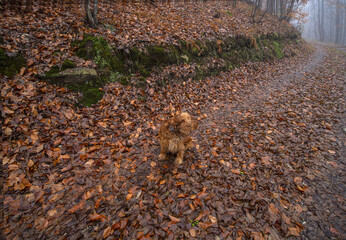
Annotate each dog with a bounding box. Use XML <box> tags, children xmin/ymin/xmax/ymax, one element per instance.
<box><xmin>158</xmin><ymin>112</ymin><xmax>198</xmax><ymax>165</ymax></box>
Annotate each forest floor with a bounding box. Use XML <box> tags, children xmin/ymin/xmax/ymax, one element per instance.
<box><xmin>2</xmin><ymin>41</ymin><xmax>345</xmax><ymax>239</ymax></box>
<box><xmin>1</xmin><ymin>2</ymin><xmax>345</xmax><ymax>240</ymax></box>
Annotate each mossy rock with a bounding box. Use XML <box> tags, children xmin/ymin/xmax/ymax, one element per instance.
<box><xmin>272</xmin><ymin>41</ymin><xmax>284</xmax><ymax>59</ymax></box>
<box><xmin>62</xmin><ymin>59</ymin><xmax>76</xmax><ymax>69</ymax></box>
<box><xmin>74</xmin><ymin>35</ymin><xmax>124</xmax><ymax>73</ymax></box>
<box><xmin>42</xmin><ymin>66</ymin><xmax>103</xmax><ymax>106</ymax></box>
<box><xmin>0</xmin><ymin>49</ymin><xmax>26</xmax><ymax>77</ymax></box>
<box><xmin>44</xmin><ymin>66</ymin><xmax>97</xmax><ymax>82</ymax></box>
<box><xmin>46</xmin><ymin>59</ymin><xmax>76</xmax><ymax>77</ymax></box>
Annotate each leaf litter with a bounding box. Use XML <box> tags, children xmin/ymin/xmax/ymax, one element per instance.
<box><xmin>2</xmin><ymin>42</ymin><xmax>345</xmax><ymax>239</ymax></box>
<box><xmin>1</xmin><ymin>1</ymin><xmax>345</xmax><ymax>240</ymax></box>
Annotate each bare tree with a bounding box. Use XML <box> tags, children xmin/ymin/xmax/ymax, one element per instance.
<box><xmin>335</xmin><ymin>0</ymin><xmax>342</xmax><ymax>43</ymax></box>
<box><xmin>85</xmin><ymin>0</ymin><xmax>99</xmax><ymax>28</ymax></box>
<box><xmin>317</xmin><ymin>0</ymin><xmax>325</xmax><ymax>41</ymax></box>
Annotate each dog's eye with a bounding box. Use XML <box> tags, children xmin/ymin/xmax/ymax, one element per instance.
<box><xmin>169</xmin><ymin>125</ymin><xmax>175</xmax><ymax>132</ymax></box>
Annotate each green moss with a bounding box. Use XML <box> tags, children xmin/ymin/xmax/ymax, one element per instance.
<box><xmin>45</xmin><ymin>59</ymin><xmax>76</xmax><ymax>77</ymax></box>
<box><xmin>272</xmin><ymin>41</ymin><xmax>284</xmax><ymax>59</ymax></box>
<box><xmin>45</xmin><ymin>66</ymin><xmax>60</xmax><ymax>77</ymax></box>
<box><xmin>0</xmin><ymin>49</ymin><xmax>26</xmax><ymax>77</ymax></box>
<box><xmin>62</xmin><ymin>59</ymin><xmax>76</xmax><ymax>69</ymax></box>
<box><xmin>146</xmin><ymin>45</ymin><xmax>168</xmax><ymax>66</ymax></box>
<box><xmin>67</xmin><ymin>82</ymin><xmax>104</xmax><ymax>107</ymax></box>
<box><xmin>119</xmin><ymin>76</ymin><xmax>130</xmax><ymax>85</ymax></box>
<box><xmin>58</xmin><ymin>33</ymin><xmax>300</xmax><ymax>106</ymax></box>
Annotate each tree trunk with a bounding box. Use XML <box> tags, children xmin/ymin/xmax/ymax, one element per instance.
<box><xmin>317</xmin><ymin>0</ymin><xmax>325</xmax><ymax>41</ymax></box>
<box><xmin>280</xmin><ymin>0</ymin><xmax>286</xmax><ymax>20</ymax></box>
<box><xmin>92</xmin><ymin>0</ymin><xmax>99</xmax><ymax>25</ymax></box>
<box><xmin>335</xmin><ymin>0</ymin><xmax>341</xmax><ymax>44</ymax></box>
<box><xmin>85</xmin><ymin>0</ymin><xmax>98</xmax><ymax>28</ymax></box>
<box><xmin>267</xmin><ymin>0</ymin><xmax>274</xmax><ymax>14</ymax></box>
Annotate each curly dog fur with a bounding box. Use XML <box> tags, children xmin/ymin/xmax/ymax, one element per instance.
<box><xmin>158</xmin><ymin>112</ymin><xmax>198</xmax><ymax>165</ymax></box>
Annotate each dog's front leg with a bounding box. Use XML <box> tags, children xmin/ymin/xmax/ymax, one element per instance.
<box><xmin>175</xmin><ymin>151</ymin><xmax>184</xmax><ymax>165</ymax></box>
<box><xmin>159</xmin><ymin>145</ymin><xmax>167</xmax><ymax>160</ymax></box>
<box><xmin>159</xmin><ymin>151</ymin><xmax>167</xmax><ymax>160</ymax></box>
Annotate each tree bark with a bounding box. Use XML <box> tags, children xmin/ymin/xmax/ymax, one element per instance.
<box><xmin>317</xmin><ymin>0</ymin><xmax>325</xmax><ymax>41</ymax></box>
<box><xmin>85</xmin><ymin>0</ymin><xmax>98</xmax><ymax>28</ymax></box>
<box><xmin>335</xmin><ymin>0</ymin><xmax>341</xmax><ymax>44</ymax></box>
<box><xmin>280</xmin><ymin>0</ymin><xmax>286</xmax><ymax>20</ymax></box>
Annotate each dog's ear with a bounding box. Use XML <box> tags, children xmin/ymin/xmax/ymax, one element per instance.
<box><xmin>171</xmin><ymin>114</ymin><xmax>185</xmax><ymax>126</ymax></box>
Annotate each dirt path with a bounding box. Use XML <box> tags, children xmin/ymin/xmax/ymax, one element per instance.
<box><xmin>193</xmin><ymin>43</ymin><xmax>345</xmax><ymax>239</ymax></box>
<box><xmin>2</xmin><ymin>43</ymin><xmax>345</xmax><ymax>240</ymax></box>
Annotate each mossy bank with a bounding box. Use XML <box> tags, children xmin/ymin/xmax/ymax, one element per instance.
<box><xmin>0</xmin><ymin>48</ymin><xmax>26</xmax><ymax>78</ymax></box>
<box><xmin>43</xmin><ymin>31</ymin><xmax>302</xmax><ymax>106</ymax></box>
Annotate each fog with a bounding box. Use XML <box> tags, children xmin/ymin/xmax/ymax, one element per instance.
<box><xmin>302</xmin><ymin>0</ymin><xmax>346</xmax><ymax>45</ymax></box>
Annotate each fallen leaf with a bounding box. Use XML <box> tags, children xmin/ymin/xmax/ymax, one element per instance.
<box><xmin>126</xmin><ymin>193</ymin><xmax>132</xmax><ymax>200</ymax></box>
<box><xmin>4</xmin><ymin>127</ymin><xmax>12</xmax><ymax>136</ymax></box>
<box><xmin>288</xmin><ymin>227</ymin><xmax>300</xmax><ymax>237</ymax></box>
<box><xmin>3</xmin><ymin>106</ymin><xmax>14</xmax><ymax>114</ymax></box>
<box><xmin>190</xmin><ymin>228</ymin><xmax>197</xmax><ymax>237</ymax></box>
<box><xmin>35</xmin><ymin>190</ymin><xmax>45</xmax><ymax>202</ymax></box>
<box><xmin>231</xmin><ymin>168</ymin><xmax>240</xmax><ymax>175</ymax></box>
<box><xmin>103</xmin><ymin>226</ymin><xmax>112</xmax><ymax>239</ymax></box>
<box><xmin>68</xmin><ymin>200</ymin><xmax>86</xmax><ymax>213</ymax></box>
<box><xmin>252</xmin><ymin>232</ymin><xmax>265</xmax><ymax>240</ymax></box>
<box><xmin>169</xmin><ymin>215</ymin><xmax>181</xmax><ymax>222</ymax></box>
<box><xmin>261</xmin><ymin>156</ymin><xmax>271</xmax><ymax>165</ymax></box>
<box><xmin>47</xmin><ymin>209</ymin><xmax>58</xmax><ymax>218</ymax></box>
<box><xmin>199</xmin><ymin>222</ymin><xmax>214</xmax><ymax>229</ymax></box>
<box><xmin>209</xmin><ymin>215</ymin><xmax>217</xmax><ymax>223</ymax></box>
<box><xmin>90</xmin><ymin>213</ymin><xmax>108</xmax><ymax>222</ymax></box>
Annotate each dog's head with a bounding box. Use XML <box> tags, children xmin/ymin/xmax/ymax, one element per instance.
<box><xmin>170</xmin><ymin>112</ymin><xmax>198</xmax><ymax>135</ymax></box>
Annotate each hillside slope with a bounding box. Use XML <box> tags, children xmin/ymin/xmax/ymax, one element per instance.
<box><xmin>4</xmin><ymin>2</ymin><xmax>345</xmax><ymax>240</ymax></box>
<box><xmin>0</xmin><ymin>1</ymin><xmax>299</xmax><ymax>76</ymax></box>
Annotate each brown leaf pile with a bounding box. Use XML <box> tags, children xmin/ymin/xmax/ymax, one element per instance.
<box><xmin>1</xmin><ymin>1</ymin><xmax>345</xmax><ymax>240</ymax></box>
<box><xmin>0</xmin><ymin>1</ymin><xmax>295</xmax><ymax>75</ymax></box>
<box><xmin>2</xmin><ymin>43</ymin><xmax>345</xmax><ymax>239</ymax></box>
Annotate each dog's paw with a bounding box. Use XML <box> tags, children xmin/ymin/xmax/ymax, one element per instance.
<box><xmin>159</xmin><ymin>153</ymin><xmax>166</xmax><ymax>160</ymax></box>
<box><xmin>174</xmin><ymin>157</ymin><xmax>183</xmax><ymax>165</ymax></box>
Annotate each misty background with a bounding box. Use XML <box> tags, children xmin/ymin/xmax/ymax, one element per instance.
<box><xmin>248</xmin><ymin>0</ymin><xmax>346</xmax><ymax>45</ymax></box>
<box><xmin>302</xmin><ymin>0</ymin><xmax>346</xmax><ymax>45</ymax></box>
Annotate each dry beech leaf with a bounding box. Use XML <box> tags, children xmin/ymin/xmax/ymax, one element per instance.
<box><xmin>209</xmin><ymin>215</ymin><xmax>217</xmax><ymax>223</ymax></box>
<box><xmin>169</xmin><ymin>215</ymin><xmax>181</xmax><ymax>222</ymax></box>
<box><xmin>190</xmin><ymin>229</ymin><xmax>197</xmax><ymax>237</ymax></box>
<box><xmin>90</xmin><ymin>213</ymin><xmax>108</xmax><ymax>222</ymax></box>
<box><xmin>199</xmin><ymin>222</ymin><xmax>213</xmax><ymax>229</ymax></box>
<box><xmin>288</xmin><ymin>227</ymin><xmax>301</xmax><ymax>237</ymax></box>
<box><xmin>68</xmin><ymin>200</ymin><xmax>86</xmax><ymax>213</ymax></box>
<box><xmin>35</xmin><ymin>190</ymin><xmax>45</xmax><ymax>202</ymax></box>
<box><xmin>251</xmin><ymin>232</ymin><xmax>265</xmax><ymax>240</ymax></box>
<box><xmin>3</xmin><ymin>106</ymin><xmax>14</xmax><ymax>114</ymax></box>
<box><xmin>103</xmin><ymin>226</ymin><xmax>112</xmax><ymax>239</ymax></box>
<box><xmin>5</xmin><ymin>127</ymin><xmax>13</xmax><ymax>136</ymax></box>
<box><xmin>261</xmin><ymin>156</ymin><xmax>271</xmax><ymax>165</ymax></box>
<box><xmin>126</xmin><ymin>193</ymin><xmax>132</xmax><ymax>200</ymax></box>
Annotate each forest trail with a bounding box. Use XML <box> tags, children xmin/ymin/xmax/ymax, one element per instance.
<box><xmin>2</xmin><ymin>43</ymin><xmax>345</xmax><ymax>240</ymax></box>
<box><xmin>196</xmin><ymin>42</ymin><xmax>345</xmax><ymax>239</ymax></box>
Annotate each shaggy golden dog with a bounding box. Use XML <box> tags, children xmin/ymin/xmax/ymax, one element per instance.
<box><xmin>158</xmin><ymin>112</ymin><xmax>198</xmax><ymax>165</ymax></box>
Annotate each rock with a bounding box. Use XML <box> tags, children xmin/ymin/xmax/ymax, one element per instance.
<box><xmin>41</xmin><ymin>67</ymin><xmax>98</xmax><ymax>85</ymax></box>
